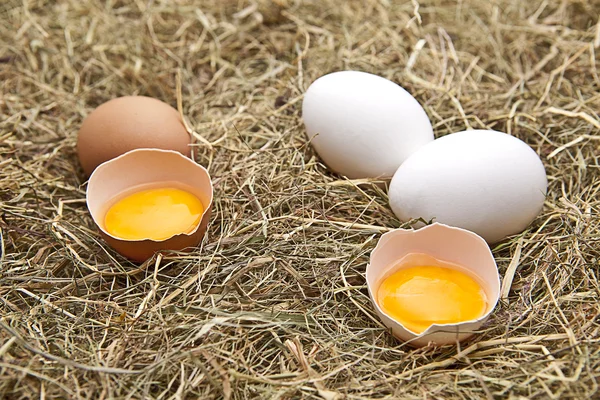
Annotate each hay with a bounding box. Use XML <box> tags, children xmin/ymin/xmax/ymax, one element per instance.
<box><xmin>1</xmin><ymin>0</ymin><xmax>599</xmax><ymax>398</ymax></box>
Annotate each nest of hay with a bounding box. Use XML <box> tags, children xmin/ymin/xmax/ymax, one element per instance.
<box><xmin>1</xmin><ymin>0</ymin><xmax>599</xmax><ymax>398</ymax></box>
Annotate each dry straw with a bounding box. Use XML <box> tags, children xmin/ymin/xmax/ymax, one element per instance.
<box><xmin>1</xmin><ymin>0</ymin><xmax>600</xmax><ymax>398</ymax></box>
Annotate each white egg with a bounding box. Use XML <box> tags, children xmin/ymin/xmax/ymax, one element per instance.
<box><xmin>302</xmin><ymin>71</ymin><xmax>433</xmax><ymax>179</ymax></box>
<box><xmin>389</xmin><ymin>130</ymin><xmax>547</xmax><ymax>243</ymax></box>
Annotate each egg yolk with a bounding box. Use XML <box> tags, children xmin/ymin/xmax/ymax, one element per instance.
<box><xmin>377</xmin><ymin>265</ymin><xmax>487</xmax><ymax>334</ymax></box>
<box><xmin>104</xmin><ymin>187</ymin><xmax>204</xmax><ymax>241</ymax></box>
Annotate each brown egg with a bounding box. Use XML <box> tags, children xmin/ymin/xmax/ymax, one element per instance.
<box><xmin>86</xmin><ymin>149</ymin><xmax>213</xmax><ymax>263</ymax></box>
<box><xmin>77</xmin><ymin>96</ymin><xmax>191</xmax><ymax>176</ymax></box>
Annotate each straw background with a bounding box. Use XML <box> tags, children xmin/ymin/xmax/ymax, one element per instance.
<box><xmin>1</xmin><ymin>0</ymin><xmax>600</xmax><ymax>398</ymax></box>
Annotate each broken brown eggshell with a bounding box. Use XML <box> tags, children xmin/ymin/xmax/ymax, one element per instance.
<box><xmin>367</xmin><ymin>223</ymin><xmax>501</xmax><ymax>347</ymax></box>
<box><xmin>86</xmin><ymin>148</ymin><xmax>213</xmax><ymax>263</ymax></box>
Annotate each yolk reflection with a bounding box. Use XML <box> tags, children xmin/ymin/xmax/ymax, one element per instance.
<box><xmin>104</xmin><ymin>187</ymin><xmax>203</xmax><ymax>241</ymax></box>
<box><xmin>377</xmin><ymin>265</ymin><xmax>487</xmax><ymax>334</ymax></box>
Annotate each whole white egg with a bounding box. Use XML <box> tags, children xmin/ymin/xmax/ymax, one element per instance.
<box><xmin>389</xmin><ymin>130</ymin><xmax>547</xmax><ymax>243</ymax></box>
<box><xmin>302</xmin><ymin>71</ymin><xmax>433</xmax><ymax>179</ymax></box>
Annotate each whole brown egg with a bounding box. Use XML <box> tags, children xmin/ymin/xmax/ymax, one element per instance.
<box><xmin>77</xmin><ymin>96</ymin><xmax>192</xmax><ymax>176</ymax></box>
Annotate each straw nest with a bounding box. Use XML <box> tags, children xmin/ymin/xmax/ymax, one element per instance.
<box><xmin>1</xmin><ymin>0</ymin><xmax>600</xmax><ymax>398</ymax></box>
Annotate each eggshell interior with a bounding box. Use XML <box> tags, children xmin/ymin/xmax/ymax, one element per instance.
<box><xmin>367</xmin><ymin>223</ymin><xmax>500</xmax><ymax>347</ymax></box>
<box><xmin>86</xmin><ymin>148</ymin><xmax>213</xmax><ymax>263</ymax></box>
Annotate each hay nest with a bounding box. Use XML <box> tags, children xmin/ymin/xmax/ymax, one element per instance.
<box><xmin>1</xmin><ymin>0</ymin><xmax>600</xmax><ymax>398</ymax></box>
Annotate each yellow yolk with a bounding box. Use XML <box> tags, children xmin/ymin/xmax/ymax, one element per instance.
<box><xmin>104</xmin><ymin>187</ymin><xmax>204</xmax><ymax>241</ymax></box>
<box><xmin>377</xmin><ymin>265</ymin><xmax>487</xmax><ymax>334</ymax></box>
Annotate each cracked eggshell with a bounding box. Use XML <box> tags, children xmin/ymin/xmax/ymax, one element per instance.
<box><xmin>367</xmin><ymin>223</ymin><xmax>500</xmax><ymax>347</ymax></box>
<box><xmin>86</xmin><ymin>149</ymin><xmax>213</xmax><ymax>263</ymax></box>
<box><xmin>302</xmin><ymin>71</ymin><xmax>434</xmax><ymax>179</ymax></box>
<box><xmin>389</xmin><ymin>130</ymin><xmax>548</xmax><ymax>243</ymax></box>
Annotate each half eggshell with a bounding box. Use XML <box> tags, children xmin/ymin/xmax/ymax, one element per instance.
<box><xmin>367</xmin><ymin>223</ymin><xmax>500</xmax><ymax>347</ymax></box>
<box><xmin>86</xmin><ymin>148</ymin><xmax>213</xmax><ymax>263</ymax></box>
